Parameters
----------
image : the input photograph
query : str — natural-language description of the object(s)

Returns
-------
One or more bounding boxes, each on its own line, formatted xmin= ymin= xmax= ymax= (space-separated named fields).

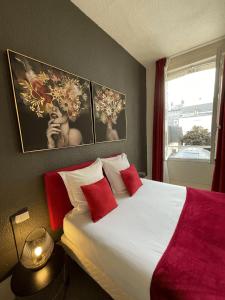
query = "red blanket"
xmin=150 ymin=187 xmax=225 ymax=300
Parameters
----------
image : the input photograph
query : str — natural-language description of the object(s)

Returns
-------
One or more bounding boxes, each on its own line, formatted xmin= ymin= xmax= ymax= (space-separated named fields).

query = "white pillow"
xmin=101 ymin=153 xmax=130 ymax=195
xmin=59 ymin=159 xmax=104 ymax=214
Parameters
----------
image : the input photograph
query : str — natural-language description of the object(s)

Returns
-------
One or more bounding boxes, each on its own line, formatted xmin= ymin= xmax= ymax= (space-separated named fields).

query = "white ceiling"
xmin=71 ymin=0 xmax=225 ymax=67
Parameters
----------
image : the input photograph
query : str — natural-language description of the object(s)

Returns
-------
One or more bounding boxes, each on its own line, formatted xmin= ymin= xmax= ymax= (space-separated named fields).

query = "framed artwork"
xmin=91 ymin=82 xmax=127 ymax=143
xmin=7 ymin=50 xmax=94 ymax=153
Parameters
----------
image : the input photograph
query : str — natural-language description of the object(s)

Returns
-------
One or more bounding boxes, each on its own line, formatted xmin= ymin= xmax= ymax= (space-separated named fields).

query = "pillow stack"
xmin=59 ymin=158 xmax=104 ymax=215
xmin=59 ymin=153 xmax=143 ymax=222
xmin=101 ymin=153 xmax=130 ymax=195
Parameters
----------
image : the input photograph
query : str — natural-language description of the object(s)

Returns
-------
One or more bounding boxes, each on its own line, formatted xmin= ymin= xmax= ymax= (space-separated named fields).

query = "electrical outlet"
xmin=10 ymin=208 xmax=30 ymax=224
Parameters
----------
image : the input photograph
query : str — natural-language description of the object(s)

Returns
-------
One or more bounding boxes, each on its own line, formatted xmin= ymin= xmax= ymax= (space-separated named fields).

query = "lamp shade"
xmin=20 ymin=227 xmax=54 ymax=269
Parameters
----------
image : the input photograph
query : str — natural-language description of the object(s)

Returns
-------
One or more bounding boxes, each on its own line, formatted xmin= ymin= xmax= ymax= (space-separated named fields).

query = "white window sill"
xmin=167 ymin=158 xmax=212 ymax=164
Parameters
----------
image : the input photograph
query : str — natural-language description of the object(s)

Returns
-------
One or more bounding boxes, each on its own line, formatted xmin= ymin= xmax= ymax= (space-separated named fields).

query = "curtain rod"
xmin=168 ymin=36 xmax=225 ymax=60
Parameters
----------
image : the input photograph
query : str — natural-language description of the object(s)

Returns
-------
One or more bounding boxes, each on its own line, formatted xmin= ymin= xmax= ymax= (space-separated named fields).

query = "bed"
xmin=44 ymin=159 xmax=225 ymax=300
xmin=61 ymin=179 xmax=186 ymax=300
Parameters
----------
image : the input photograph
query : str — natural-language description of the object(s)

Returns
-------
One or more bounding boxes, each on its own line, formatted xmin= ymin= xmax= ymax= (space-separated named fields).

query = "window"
xmin=165 ymin=59 xmax=216 ymax=160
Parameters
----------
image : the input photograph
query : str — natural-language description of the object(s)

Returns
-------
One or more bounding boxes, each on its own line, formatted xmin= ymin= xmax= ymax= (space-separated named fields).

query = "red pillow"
xmin=120 ymin=164 xmax=143 ymax=196
xmin=81 ymin=177 xmax=118 ymax=222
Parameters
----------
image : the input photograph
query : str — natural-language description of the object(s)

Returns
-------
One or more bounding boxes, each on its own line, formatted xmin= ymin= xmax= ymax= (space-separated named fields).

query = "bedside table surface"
xmin=11 ymin=244 xmax=65 ymax=297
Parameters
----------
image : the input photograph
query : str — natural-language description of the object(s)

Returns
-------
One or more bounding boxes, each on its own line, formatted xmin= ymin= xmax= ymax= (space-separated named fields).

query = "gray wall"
xmin=0 ymin=0 xmax=146 ymax=279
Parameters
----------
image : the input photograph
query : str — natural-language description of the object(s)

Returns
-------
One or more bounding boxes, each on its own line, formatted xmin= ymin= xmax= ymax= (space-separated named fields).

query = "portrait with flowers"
xmin=7 ymin=50 xmax=94 ymax=152
xmin=92 ymin=82 xmax=127 ymax=143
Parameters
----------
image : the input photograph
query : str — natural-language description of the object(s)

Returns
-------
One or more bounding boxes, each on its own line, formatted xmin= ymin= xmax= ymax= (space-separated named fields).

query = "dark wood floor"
xmin=64 ymin=256 xmax=112 ymax=300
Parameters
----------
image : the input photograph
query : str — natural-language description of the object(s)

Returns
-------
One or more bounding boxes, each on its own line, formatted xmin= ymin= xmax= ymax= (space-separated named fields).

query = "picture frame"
xmin=91 ymin=81 xmax=127 ymax=143
xmin=7 ymin=49 xmax=94 ymax=153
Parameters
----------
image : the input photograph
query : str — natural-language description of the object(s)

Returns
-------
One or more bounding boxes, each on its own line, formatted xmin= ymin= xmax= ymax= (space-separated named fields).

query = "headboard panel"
xmin=44 ymin=160 xmax=94 ymax=231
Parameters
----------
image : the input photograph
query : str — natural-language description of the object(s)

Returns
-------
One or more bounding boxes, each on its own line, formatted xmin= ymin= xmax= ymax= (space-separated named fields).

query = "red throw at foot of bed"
xmin=150 ymin=187 xmax=225 ymax=300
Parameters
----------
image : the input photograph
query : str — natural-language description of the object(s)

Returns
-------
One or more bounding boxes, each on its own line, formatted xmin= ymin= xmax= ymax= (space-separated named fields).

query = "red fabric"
xmin=150 ymin=187 xmax=225 ymax=300
xmin=120 ymin=164 xmax=143 ymax=196
xmin=212 ymin=60 xmax=225 ymax=193
xmin=81 ymin=177 xmax=118 ymax=222
xmin=44 ymin=161 xmax=94 ymax=230
xmin=152 ymin=58 xmax=167 ymax=182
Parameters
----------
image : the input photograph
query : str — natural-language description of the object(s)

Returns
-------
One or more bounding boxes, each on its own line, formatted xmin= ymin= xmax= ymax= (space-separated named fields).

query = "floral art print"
xmin=92 ymin=82 xmax=127 ymax=143
xmin=7 ymin=50 xmax=94 ymax=152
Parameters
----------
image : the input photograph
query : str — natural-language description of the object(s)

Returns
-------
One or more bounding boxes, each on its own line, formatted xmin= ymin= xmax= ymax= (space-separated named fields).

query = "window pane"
xmin=166 ymin=67 xmax=216 ymax=160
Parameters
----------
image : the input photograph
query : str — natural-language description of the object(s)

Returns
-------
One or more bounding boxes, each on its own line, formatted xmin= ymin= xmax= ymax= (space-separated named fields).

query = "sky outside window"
xmin=167 ymin=68 xmax=216 ymax=110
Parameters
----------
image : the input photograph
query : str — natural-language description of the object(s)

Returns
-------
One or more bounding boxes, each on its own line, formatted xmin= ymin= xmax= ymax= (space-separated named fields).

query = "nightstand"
xmin=138 ymin=171 xmax=147 ymax=178
xmin=11 ymin=245 xmax=69 ymax=299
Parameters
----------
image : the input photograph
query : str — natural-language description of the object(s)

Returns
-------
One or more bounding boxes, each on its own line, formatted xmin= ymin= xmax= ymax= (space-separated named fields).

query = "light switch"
xmin=14 ymin=211 xmax=30 ymax=224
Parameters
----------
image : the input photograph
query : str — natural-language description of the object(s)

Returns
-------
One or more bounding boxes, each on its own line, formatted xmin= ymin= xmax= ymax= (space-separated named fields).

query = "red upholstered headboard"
xmin=44 ymin=160 xmax=94 ymax=231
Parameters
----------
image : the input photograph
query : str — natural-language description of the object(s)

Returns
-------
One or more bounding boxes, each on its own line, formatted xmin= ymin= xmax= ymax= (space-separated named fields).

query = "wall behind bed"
xmin=0 ymin=0 xmax=146 ymax=279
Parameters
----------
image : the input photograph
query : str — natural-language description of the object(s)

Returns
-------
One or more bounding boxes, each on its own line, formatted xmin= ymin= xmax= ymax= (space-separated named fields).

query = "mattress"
xmin=62 ymin=179 xmax=186 ymax=300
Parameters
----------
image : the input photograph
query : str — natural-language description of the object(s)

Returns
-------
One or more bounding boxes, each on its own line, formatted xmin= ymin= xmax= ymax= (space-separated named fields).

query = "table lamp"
xmin=20 ymin=227 xmax=54 ymax=270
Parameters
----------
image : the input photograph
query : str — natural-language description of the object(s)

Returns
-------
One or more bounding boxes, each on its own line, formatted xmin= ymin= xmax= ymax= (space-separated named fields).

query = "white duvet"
xmin=63 ymin=179 xmax=186 ymax=300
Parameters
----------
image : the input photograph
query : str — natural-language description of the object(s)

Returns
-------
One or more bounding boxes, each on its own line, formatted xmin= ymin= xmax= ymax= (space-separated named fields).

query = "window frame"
xmin=165 ymin=52 xmax=223 ymax=163
xmin=211 ymin=50 xmax=225 ymax=163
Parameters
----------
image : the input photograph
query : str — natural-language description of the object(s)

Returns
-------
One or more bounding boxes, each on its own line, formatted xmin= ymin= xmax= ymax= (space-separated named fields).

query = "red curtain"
xmin=212 ymin=60 xmax=225 ymax=192
xmin=152 ymin=58 xmax=167 ymax=181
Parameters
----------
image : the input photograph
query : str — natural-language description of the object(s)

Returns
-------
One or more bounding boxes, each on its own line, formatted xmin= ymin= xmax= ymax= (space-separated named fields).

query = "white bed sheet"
xmin=63 ymin=179 xmax=186 ymax=300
